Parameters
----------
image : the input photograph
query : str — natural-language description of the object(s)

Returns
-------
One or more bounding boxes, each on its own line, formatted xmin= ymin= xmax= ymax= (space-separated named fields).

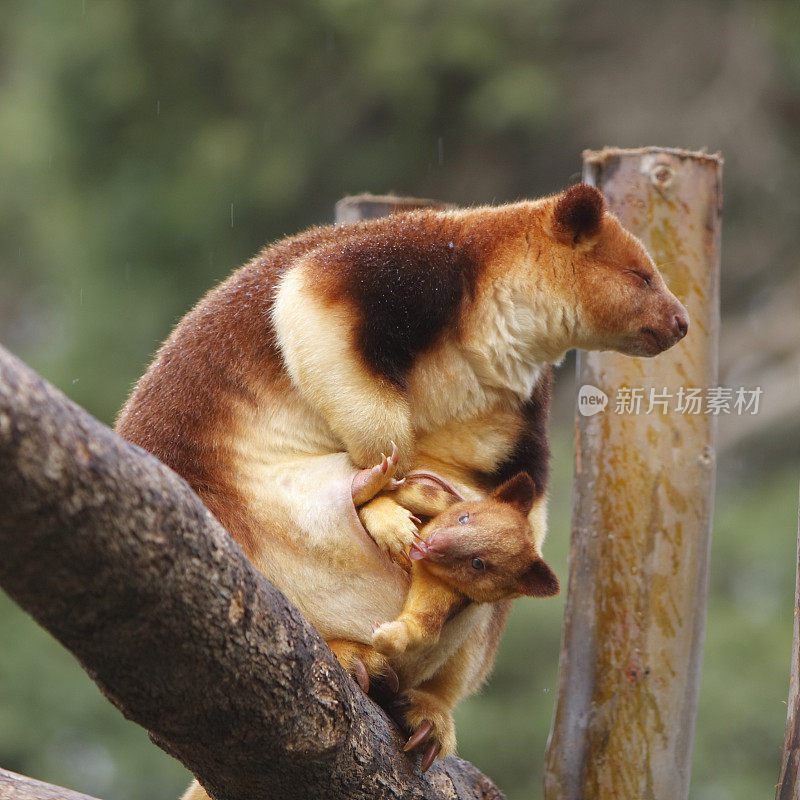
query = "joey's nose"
xmin=673 ymin=309 xmax=689 ymax=341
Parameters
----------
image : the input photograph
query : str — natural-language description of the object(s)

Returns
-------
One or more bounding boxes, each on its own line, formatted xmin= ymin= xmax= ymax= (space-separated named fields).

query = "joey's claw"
xmin=404 ymin=719 xmax=434 ymax=752
xmin=421 ymin=741 xmax=442 ymax=772
xmin=353 ymin=657 xmax=370 ymax=694
xmin=389 ymin=441 xmax=399 ymax=465
xmin=409 ymin=515 xmax=422 ymax=525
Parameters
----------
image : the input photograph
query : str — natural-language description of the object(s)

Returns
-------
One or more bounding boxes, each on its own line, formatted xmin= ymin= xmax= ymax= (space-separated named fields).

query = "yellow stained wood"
xmin=545 ymin=147 xmax=723 ymax=800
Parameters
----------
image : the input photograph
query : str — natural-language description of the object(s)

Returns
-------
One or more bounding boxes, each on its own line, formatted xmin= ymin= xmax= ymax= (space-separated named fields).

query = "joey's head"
xmin=521 ymin=183 xmax=689 ymax=358
xmin=409 ymin=473 xmax=560 ymax=603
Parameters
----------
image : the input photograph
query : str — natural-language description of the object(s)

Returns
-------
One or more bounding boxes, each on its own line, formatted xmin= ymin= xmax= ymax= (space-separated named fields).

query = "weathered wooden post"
xmin=776 ymin=489 xmax=800 ymax=800
xmin=544 ymin=147 xmax=723 ymax=800
xmin=335 ymin=193 xmax=450 ymax=223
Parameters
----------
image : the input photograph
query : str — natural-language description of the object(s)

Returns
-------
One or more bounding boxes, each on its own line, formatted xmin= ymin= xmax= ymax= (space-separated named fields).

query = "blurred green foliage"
xmin=1 ymin=1 xmax=799 ymax=799
xmin=0 ymin=0 xmax=566 ymax=425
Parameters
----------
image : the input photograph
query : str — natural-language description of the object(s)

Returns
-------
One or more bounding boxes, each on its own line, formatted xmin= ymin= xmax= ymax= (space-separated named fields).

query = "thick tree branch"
xmin=0 ymin=344 xmax=504 ymax=800
xmin=0 ymin=768 xmax=102 ymax=800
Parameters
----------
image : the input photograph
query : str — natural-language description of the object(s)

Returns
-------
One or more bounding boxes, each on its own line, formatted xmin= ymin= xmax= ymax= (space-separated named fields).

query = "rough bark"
xmin=544 ymin=147 xmax=723 ymax=800
xmin=0 ymin=344 xmax=504 ymax=800
xmin=776 ymin=487 xmax=800 ymax=800
xmin=0 ymin=768 xmax=102 ymax=800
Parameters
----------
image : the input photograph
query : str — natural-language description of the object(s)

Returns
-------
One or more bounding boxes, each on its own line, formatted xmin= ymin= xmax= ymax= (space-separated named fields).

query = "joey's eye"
xmin=459 ymin=514 xmax=469 ymax=524
xmin=471 ymin=557 xmax=485 ymax=570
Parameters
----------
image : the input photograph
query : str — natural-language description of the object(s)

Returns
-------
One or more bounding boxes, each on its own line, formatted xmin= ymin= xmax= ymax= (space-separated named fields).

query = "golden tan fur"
xmin=368 ymin=473 xmax=559 ymax=658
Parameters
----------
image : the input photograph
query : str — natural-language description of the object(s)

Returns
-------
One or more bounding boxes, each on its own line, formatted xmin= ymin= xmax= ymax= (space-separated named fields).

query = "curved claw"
xmin=353 ymin=657 xmax=370 ymax=694
xmin=384 ymin=665 xmax=400 ymax=695
xmin=409 ymin=515 xmax=422 ymax=525
xmin=403 ymin=719 xmax=434 ymax=752
xmin=389 ymin=441 xmax=399 ymax=465
xmin=409 ymin=544 xmax=427 ymax=561
xmin=421 ymin=740 xmax=442 ymax=772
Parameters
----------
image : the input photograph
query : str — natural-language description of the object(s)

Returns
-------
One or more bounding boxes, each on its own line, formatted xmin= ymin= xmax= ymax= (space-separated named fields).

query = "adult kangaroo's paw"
xmin=327 ymin=638 xmax=400 ymax=696
xmin=398 ymin=688 xmax=456 ymax=772
xmin=351 ymin=442 xmax=404 ymax=506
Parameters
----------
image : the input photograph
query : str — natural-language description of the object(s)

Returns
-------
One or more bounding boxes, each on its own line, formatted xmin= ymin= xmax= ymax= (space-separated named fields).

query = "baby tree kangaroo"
xmin=352 ymin=458 xmax=558 ymax=770
xmin=369 ymin=471 xmax=559 ymax=660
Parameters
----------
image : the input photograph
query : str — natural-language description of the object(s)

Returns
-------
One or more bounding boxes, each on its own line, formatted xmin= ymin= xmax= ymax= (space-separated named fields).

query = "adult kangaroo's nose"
xmin=673 ymin=307 xmax=689 ymax=341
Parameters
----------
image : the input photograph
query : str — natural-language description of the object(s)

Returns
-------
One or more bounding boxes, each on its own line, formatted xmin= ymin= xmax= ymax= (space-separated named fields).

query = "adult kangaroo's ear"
xmin=519 ymin=558 xmax=560 ymax=598
xmin=551 ymin=183 xmax=606 ymax=245
xmin=491 ymin=472 xmax=536 ymax=515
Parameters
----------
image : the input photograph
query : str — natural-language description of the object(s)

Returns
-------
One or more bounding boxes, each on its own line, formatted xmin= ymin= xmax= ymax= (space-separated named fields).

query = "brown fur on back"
xmin=117 ymin=205 xmax=557 ymax=545
xmin=119 ymin=232 xmax=305 ymax=553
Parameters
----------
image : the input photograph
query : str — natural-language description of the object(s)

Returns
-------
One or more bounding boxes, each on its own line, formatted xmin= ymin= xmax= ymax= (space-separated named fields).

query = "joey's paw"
xmin=372 ymin=620 xmax=413 ymax=657
xmin=327 ymin=639 xmax=399 ymax=696
xmin=351 ymin=442 xmax=404 ymax=506
xmin=400 ymin=689 xmax=456 ymax=772
xmin=359 ymin=497 xmax=422 ymax=562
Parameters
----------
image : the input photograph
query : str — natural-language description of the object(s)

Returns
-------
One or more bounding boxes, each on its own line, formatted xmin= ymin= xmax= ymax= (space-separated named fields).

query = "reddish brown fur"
xmin=570 ymin=208 xmax=688 ymax=355
xmin=118 ymin=204 xmax=557 ymax=540
xmin=116 ymin=228 xmax=335 ymax=556
xmin=311 ymin=208 xmax=539 ymax=390
xmin=119 ymin=185 xmax=687 ymax=551
xmin=371 ymin=474 xmax=559 ymax=663
xmin=552 ymin=183 xmax=605 ymax=244
xmin=314 ymin=216 xmax=485 ymax=389
xmin=413 ymin=476 xmax=559 ymax=603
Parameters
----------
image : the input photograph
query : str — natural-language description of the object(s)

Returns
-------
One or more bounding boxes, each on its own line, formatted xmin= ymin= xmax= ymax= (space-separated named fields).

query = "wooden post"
xmin=334 ymin=193 xmax=450 ymax=223
xmin=544 ymin=147 xmax=723 ymax=800
xmin=776 ymin=487 xmax=800 ymax=800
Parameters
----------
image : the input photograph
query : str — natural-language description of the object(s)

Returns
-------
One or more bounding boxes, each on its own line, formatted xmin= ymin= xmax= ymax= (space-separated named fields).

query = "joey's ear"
xmin=551 ymin=183 xmax=605 ymax=245
xmin=519 ymin=559 xmax=560 ymax=598
xmin=491 ymin=472 xmax=536 ymax=515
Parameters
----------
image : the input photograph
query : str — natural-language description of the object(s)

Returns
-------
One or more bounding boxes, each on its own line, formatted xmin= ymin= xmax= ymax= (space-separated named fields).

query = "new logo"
xmin=577 ymin=384 xmax=608 ymax=416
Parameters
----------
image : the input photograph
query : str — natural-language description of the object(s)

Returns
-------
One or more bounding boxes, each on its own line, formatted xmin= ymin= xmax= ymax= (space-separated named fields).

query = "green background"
xmin=1 ymin=1 xmax=798 ymax=798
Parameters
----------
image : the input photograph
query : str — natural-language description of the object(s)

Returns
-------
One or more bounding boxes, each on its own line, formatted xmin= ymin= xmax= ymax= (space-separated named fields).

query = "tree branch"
xmin=0 ymin=344 xmax=504 ymax=800
xmin=0 ymin=768 xmax=102 ymax=800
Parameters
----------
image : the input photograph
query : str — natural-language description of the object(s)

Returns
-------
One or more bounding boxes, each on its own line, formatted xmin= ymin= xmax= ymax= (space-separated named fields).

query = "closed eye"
xmin=625 ymin=269 xmax=652 ymax=287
